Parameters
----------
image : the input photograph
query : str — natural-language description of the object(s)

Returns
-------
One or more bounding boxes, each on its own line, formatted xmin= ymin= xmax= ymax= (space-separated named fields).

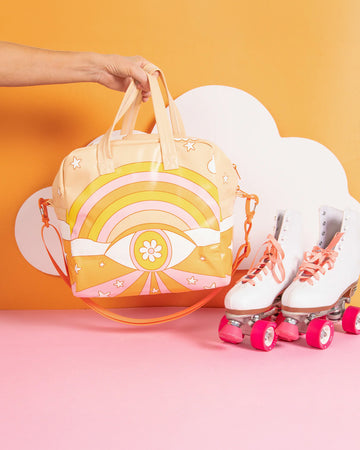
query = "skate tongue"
xmin=325 ymin=232 xmax=344 ymax=251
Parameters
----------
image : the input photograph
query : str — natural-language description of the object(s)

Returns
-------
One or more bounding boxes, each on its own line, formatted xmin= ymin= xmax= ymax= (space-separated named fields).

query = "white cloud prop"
xmin=153 ymin=85 xmax=360 ymax=268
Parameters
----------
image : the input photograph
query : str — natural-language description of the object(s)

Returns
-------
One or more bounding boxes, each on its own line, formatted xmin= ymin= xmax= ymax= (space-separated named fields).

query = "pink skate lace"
xmin=240 ymin=234 xmax=285 ymax=286
xmin=294 ymin=232 xmax=344 ymax=285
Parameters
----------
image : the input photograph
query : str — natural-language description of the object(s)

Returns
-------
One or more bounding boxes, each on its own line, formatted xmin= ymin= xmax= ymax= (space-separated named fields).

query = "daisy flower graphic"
xmin=139 ymin=240 xmax=162 ymax=262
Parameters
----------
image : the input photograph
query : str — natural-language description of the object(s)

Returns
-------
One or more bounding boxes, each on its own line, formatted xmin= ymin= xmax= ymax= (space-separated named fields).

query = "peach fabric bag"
xmin=39 ymin=63 xmax=258 ymax=325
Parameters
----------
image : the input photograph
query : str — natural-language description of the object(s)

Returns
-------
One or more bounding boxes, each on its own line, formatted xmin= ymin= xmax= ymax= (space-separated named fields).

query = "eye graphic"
xmin=105 ymin=229 xmax=196 ymax=271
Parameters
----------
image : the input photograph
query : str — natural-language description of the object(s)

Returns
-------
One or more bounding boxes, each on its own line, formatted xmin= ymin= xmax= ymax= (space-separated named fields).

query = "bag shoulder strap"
xmin=39 ymin=193 xmax=257 ymax=326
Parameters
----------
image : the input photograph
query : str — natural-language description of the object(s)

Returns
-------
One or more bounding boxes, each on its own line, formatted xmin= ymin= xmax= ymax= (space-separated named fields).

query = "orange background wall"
xmin=1 ymin=0 xmax=359 ymax=309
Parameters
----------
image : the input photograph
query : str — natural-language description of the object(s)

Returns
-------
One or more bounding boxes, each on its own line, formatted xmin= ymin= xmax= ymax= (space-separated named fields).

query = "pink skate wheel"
xmin=306 ymin=319 xmax=334 ymax=349
xmin=219 ymin=322 xmax=244 ymax=344
xmin=342 ymin=306 xmax=360 ymax=335
xmin=218 ymin=315 xmax=228 ymax=333
xmin=250 ymin=320 xmax=278 ymax=351
xmin=276 ymin=321 xmax=299 ymax=341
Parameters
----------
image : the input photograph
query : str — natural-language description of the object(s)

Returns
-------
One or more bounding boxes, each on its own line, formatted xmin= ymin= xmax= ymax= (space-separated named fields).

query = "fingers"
xmin=130 ymin=56 xmax=159 ymax=99
xmin=139 ymin=58 xmax=160 ymax=77
xmin=134 ymin=80 xmax=151 ymax=102
xmin=96 ymin=54 xmax=159 ymax=96
xmin=131 ymin=64 xmax=149 ymax=92
xmin=142 ymin=90 xmax=151 ymax=102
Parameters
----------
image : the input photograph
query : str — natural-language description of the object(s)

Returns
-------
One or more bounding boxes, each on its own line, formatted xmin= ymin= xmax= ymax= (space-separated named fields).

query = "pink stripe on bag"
xmin=71 ymin=171 xmax=220 ymax=238
xmin=163 ymin=268 xmax=231 ymax=290
xmin=140 ymin=273 xmax=152 ymax=295
xmin=97 ymin=201 xmax=199 ymax=242
xmin=154 ymin=273 xmax=172 ymax=294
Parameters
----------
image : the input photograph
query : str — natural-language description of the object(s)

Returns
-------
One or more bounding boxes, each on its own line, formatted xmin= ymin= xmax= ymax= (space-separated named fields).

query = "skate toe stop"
xmin=219 ymin=323 xmax=244 ymax=344
xmin=276 ymin=321 xmax=300 ymax=341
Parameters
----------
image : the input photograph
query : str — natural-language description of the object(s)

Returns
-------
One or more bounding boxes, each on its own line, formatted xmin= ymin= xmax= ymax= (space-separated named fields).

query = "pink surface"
xmin=1 ymin=307 xmax=359 ymax=450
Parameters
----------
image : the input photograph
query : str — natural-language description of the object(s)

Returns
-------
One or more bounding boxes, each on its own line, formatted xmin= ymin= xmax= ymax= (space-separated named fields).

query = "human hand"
xmin=0 ymin=43 xmax=158 ymax=99
xmin=95 ymin=54 xmax=159 ymax=102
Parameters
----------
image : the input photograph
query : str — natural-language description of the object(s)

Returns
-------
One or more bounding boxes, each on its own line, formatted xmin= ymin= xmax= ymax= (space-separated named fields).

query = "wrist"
xmin=82 ymin=51 xmax=107 ymax=84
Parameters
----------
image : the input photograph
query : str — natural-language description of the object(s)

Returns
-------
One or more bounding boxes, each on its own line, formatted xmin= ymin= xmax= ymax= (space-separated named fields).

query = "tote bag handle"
xmin=97 ymin=64 xmax=184 ymax=175
xmin=121 ymin=65 xmax=185 ymax=138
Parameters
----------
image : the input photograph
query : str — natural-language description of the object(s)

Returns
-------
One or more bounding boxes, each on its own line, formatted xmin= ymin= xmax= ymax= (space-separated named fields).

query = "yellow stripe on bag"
xmin=87 ymin=191 xmax=212 ymax=241
xmin=67 ymin=162 xmax=219 ymax=232
xmin=78 ymin=180 xmax=219 ymax=238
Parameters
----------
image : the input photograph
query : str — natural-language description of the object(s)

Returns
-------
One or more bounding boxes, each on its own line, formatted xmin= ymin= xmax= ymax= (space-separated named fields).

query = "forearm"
xmin=0 ymin=41 xmax=103 ymax=86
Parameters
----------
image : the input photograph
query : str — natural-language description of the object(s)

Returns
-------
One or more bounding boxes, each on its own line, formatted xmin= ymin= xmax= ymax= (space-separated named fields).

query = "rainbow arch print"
xmin=67 ymin=162 xmax=221 ymax=242
xmin=64 ymin=161 xmax=233 ymax=297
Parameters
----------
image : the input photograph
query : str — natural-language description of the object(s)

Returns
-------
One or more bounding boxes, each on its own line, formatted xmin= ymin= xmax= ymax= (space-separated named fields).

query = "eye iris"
xmin=131 ymin=230 xmax=171 ymax=271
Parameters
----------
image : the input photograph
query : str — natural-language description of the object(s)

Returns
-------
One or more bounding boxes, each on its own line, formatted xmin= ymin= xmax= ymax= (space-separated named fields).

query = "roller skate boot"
xmin=219 ymin=210 xmax=303 ymax=351
xmin=277 ymin=206 xmax=360 ymax=349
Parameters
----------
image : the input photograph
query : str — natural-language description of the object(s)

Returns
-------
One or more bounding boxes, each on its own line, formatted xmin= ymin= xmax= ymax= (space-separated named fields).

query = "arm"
xmin=0 ymin=41 xmax=152 ymax=101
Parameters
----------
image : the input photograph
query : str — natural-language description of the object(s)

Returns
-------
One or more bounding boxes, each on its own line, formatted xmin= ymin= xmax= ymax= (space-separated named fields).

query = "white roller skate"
xmin=219 ymin=210 xmax=303 ymax=351
xmin=276 ymin=206 xmax=360 ymax=349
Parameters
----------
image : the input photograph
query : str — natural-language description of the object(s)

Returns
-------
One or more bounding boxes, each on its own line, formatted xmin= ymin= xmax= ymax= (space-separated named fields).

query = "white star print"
xmin=114 ymin=280 xmax=124 ymax=288
xmin=187 ymin=276 xmax=198 ymax=285
xmin=98 ymin=291 xmax=111 ymax=297
xmin=71 ymin=156 xmax=81 ymax=169
xmin=184 ymin=141 xmax=195 ymax=151
xmin=74 ymin=264 xmax=81 ymax=274
xmin=99 ymin=262 xmax=105 ymax=267
xmin=152 ymin=288 xmax=159 ymax=293
xmin=223 ymin=175 xmax=229 ymax=184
